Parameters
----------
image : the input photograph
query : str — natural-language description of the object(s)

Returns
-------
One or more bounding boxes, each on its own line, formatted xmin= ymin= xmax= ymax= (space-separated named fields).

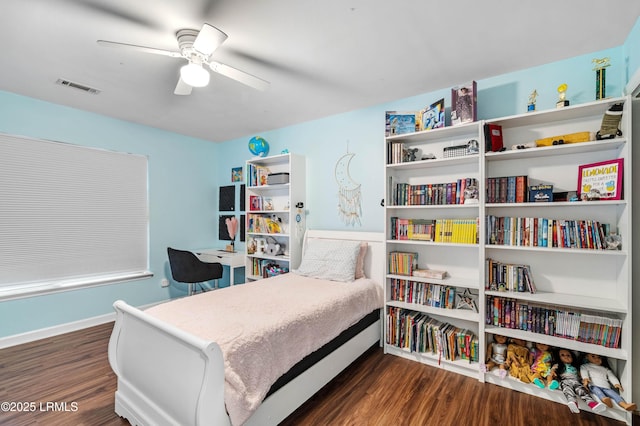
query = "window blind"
xmin=0 ymin=133 xmax=151 ymax=301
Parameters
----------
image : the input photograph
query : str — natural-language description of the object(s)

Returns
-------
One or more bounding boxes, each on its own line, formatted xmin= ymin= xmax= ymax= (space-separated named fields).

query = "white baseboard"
xmin=0 ymin=301 xmax=162 ymax=350
xmin=0 ymin=312 xmax=115 ymax=349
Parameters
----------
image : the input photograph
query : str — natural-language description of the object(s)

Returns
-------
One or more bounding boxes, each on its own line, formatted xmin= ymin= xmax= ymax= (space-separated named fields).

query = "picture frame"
xmin=231 ymin=167 xmax=243 ymax=182
xmin=577 ymin=158 xmax=623 ymax=200
xmin=421 ymin=98 xmax=445 ymax=131
xmin=385 ymin=111 xmax=418 ymax=136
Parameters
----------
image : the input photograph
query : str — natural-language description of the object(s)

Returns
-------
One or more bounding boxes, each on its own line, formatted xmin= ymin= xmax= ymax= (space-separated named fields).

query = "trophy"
xmin=593 ymin=57 xmax=610 ymax=100
xmin=527 ymin=90 xmax=538 ymax=112
xmin=556 ymin=83 xmax=569 ymax=108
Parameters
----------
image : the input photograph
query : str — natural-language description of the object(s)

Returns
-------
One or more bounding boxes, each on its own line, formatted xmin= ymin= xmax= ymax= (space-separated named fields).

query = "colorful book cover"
xmin=421 ymin=98 xmax=445 ymax=130
xmin=386 ymin=111 xmax=418 ymax=135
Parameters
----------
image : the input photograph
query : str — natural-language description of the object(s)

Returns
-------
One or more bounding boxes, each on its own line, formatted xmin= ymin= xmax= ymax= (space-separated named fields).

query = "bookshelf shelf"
xmin=484 ymin=138 xmax=626 ymax=162
xmin=485 ymin=199 xmax=628 ymax=208
xmin=485 ymin=244 xmax=627 ymax=256
xmin=484 ymin=326 xmax=628 ymax=360
xmin=484 ymin=290 xmax=627 ymax=313
xmin=483 ymin=374 xmax=628 ymax=423
xmin=386 ymin=154 xmax=479 ymax=170
xmin=387 ymin=273 xmax=479 ymax=290
xmin=387 ymin=203 xmax=479 ymax=210
xmin=387 ymin=300 xmax=479 ymax=322
xmin=384 ymin=344 xmax=479 ymax=378
xmin=245 ymin=153 xmax=305 ymax=281
xmin=383 ymin=96 xmax=633 ymax=423
xmin=387 ymin=240 xmax=480 ymax=248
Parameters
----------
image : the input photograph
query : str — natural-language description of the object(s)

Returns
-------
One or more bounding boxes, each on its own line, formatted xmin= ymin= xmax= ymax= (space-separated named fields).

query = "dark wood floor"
xmin=0 ymin=322 xmax=633 ymax=426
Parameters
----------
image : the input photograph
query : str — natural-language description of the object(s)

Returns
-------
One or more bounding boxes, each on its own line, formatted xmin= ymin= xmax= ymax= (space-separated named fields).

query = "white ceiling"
xmin=2 ymin=0 xmax=639 ymax=143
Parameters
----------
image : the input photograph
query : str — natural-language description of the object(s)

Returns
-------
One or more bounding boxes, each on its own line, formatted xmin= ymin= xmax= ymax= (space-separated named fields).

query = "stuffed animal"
xmin=529 ymin=342 xmax=559 ymax=389
xmin=581 ymin=353 xmax=637 ymax=411
xmin=482 ymin=334 xmax=508 ymax=378
xmin=505 ymin=338 xmax=532 ymax=383
xmin=553 ymin=348 xmax=606 ymax=414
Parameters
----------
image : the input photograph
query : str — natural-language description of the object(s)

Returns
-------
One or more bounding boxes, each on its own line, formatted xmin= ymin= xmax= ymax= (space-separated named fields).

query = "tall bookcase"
xmin=245 ymin=153 xmax=306 ymax=281
xmin=383 ymin=97 xmax=633 ymax=423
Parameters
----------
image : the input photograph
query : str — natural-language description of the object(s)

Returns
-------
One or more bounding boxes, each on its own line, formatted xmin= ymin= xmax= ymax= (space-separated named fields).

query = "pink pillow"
xmin=355 ymin=242 xmax=368 ymax=279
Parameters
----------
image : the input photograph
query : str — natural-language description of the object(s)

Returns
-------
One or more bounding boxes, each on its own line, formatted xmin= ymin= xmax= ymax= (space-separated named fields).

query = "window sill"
xmin=0 ymin=271 xmax=154 ymax=302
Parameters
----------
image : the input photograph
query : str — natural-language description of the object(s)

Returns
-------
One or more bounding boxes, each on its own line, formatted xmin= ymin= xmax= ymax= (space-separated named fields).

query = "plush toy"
xmin=553 ymin=348 xmax=606 ymax=414
xmin=505 ymin=338 xmax=532 ymax=383
xmin=529 ymin=342 xmax=559 ymax=389
xmin=482 ymin=334 xmax=508 ymax=378
xmin=581 ymin=353 xmax=637 ymax=411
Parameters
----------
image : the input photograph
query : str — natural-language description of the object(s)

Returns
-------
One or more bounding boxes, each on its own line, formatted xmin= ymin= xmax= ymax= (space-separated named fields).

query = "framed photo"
xmin=231 ymin=167 xmax=243 ymax=182
xmin=577 ymin=158 xmax=623 ymax=200
xmin=385 ymin=111 xmax=417 ymax=136
xmin=421 ymin=98 xmax=445 ymax=131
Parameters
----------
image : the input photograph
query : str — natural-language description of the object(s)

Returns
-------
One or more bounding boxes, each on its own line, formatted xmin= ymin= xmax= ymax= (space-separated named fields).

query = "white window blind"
xmin=0 ymin=133 xmax=151 ymax=301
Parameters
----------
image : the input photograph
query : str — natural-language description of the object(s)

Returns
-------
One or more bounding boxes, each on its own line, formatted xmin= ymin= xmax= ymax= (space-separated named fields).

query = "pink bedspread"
xmin=145 ymin=273 xmax=383 ymax=425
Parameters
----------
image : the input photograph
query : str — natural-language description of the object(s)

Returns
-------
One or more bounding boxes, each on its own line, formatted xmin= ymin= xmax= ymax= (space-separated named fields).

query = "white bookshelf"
xmin=383 ymin=97 xmax=633 ymax=424
xmin=245 ymin=153 xmax=305 ymax=281
xmin=384 ymin=120 xmax=483 ymax=384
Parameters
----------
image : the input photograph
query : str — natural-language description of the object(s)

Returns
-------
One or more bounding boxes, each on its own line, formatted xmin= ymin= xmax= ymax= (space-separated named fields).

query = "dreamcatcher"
xmin=334 ymin=148 xmax=362 ymax=226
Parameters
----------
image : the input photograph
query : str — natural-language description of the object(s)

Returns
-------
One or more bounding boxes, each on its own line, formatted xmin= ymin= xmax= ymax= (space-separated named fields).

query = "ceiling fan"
xmin=97 ymin=23 xmax=270 ymax=95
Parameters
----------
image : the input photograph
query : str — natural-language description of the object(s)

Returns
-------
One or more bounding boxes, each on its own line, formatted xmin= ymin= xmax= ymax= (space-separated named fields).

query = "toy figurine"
xmin=556 ymin=83 xmax=569 ymax=108
xmin=481 ymin=334 xmax=508 ymax=378
xmin=553 ymin=348 xmax=606 ymax=414
xmin=529 ymin=342 xmax=559 ymax=389
xmin=527 ymin=90 xmax=538 ymax=112
xmin=506 ymin=338 xmax=533 ymax=383
xmin=581 ymin=353 xmax=637 ymax=411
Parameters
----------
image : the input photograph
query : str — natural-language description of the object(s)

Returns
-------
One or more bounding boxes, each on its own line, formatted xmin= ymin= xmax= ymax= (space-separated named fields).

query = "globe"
xmin=248 ymin=136 xmax=269 ymax=157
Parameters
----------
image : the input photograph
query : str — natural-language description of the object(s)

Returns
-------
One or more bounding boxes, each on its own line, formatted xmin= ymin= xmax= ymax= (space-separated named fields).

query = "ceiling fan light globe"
xmin=180 ymin=63 xmax=210 ymax=87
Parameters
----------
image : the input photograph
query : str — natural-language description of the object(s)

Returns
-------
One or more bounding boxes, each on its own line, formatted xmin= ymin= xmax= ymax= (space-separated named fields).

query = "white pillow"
xmin=355 ymin=242 xmax=368 ymax=279
xmin=293 ymin=239 xmax=361 ymax=282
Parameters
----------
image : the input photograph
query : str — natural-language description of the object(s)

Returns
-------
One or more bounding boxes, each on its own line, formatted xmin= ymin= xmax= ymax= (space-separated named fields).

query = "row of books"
xmin=486 ymin=295 xmax=622 ymax=349
xmin=249 ymin=258 xmax=288 ymax=278
xmin=387 ymin=141 xmax=412 ymax=164
xmin=486 ymin=175 xmax=528 ymax=203
xmin=388 ymin=251 xmax=418 ymax=276
xmin=386 ymin=306 xmax=479 ymax=362
xmin=390 ymin=278 xmax=458 ymax=309
xmin=247 ymin=214 xmax=284 ymax=234
xmin=433 ymin=218 xmax=478 ymax=244
xmin=485 ymin=259 xmax=536 ymax=293
xmin=390 ymin=217 xmax=478 ymax=244
xmin=246 ymin=164 xmax=271 ymax=187
xmin=389 ymin=217 xmax=434 ymax=241
xmin=249 ymin=195 xmax=274 ymax=211
xmin=486 ymin=215 xmax=615 ymax=250
xmin=389 ymin=178 xmax=478 ymax=206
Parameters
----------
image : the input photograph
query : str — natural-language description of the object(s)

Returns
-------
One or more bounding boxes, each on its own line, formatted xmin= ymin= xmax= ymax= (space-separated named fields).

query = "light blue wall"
xmin=218 ymin=46 xmax=627 ymax=245
xmin=0 ymin=21 xmax=636 ymax=338
xmin=0 ymin=92 xmax=221 ymax=337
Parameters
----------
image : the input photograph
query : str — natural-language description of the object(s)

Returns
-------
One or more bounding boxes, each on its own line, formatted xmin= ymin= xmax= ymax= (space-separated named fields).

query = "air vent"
xmin=55 ymin=79 xmax=101 ymax=94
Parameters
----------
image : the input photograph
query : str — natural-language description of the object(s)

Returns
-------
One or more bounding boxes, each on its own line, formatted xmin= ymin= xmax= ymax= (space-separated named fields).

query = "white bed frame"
xmin=108 ymin=230 xmax=385 ymax=426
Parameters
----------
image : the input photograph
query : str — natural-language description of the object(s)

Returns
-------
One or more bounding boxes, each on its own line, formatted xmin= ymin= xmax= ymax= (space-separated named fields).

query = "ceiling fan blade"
xmin=97 ymin=40 xmax=183 ymax=58
xmin=208 ymin=61 xmax=270 ymax=91
xmin=174 ymin=77 xmax=193 ymax=96
xmin=193 ymin=24 xmax=228 ymax=57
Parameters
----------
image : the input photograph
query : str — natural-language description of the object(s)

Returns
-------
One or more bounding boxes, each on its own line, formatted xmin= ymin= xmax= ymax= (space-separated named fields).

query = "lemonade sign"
xmin=577 ymin=158 xmax=623 ymax=200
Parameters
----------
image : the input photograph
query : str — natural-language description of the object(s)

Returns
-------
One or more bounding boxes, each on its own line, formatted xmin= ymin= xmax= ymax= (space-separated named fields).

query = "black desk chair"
xmin=167 ymin=247 xmax=223 ymax=296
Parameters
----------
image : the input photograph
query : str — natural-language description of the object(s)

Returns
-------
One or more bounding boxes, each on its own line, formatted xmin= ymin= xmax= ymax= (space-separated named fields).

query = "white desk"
xmin=196 ymin=249 xmax=245 ymax=285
